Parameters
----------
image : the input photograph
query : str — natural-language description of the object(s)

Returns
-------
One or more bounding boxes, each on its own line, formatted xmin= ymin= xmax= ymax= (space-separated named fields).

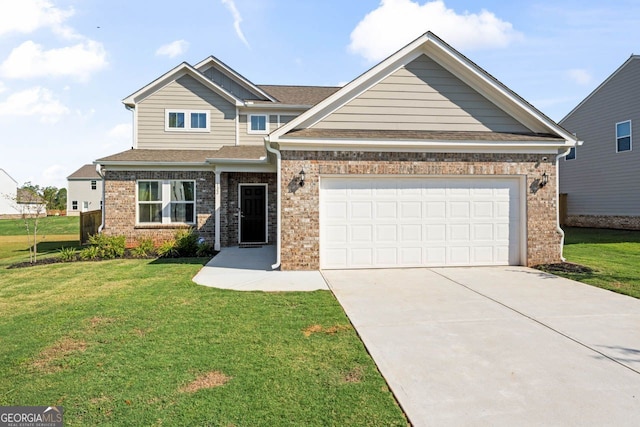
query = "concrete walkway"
xmin=192 ymin=246 xmax=328 ymax=291
xmin=324 ymin=267 xmax=640 ymax=427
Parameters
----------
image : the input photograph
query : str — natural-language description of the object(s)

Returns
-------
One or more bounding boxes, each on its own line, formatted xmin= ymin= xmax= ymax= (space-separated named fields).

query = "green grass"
xmin=0 ymin=216 xmax=79 ymax=236
xmin=0 ymin=240 xmax=406 ymax=425
xmin=553 ymin=227 xmax=640 ymax=298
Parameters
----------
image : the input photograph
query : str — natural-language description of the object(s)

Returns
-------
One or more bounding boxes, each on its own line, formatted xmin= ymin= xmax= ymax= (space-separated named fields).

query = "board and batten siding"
xmin=559 ymin=57 xmax=640 ymax=216
xmin=137 ymin=75 xmax=236 ymax=150
xmin=313 ymin=54 xmax=530 ymax=133
xmin=202 ymin=66 xmax=262 ymax=101
xmin=238 ymin=114 xmax=298 ymax=145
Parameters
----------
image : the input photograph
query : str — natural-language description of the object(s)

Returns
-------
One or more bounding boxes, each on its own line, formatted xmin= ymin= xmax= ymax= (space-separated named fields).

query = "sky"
xmin=1 ymin=0 xmax=640 ymax=189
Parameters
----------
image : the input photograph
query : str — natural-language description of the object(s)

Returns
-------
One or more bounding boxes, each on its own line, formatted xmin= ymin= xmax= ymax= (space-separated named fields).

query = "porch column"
xmin=214 ymin=170 xmax=221 ymax=251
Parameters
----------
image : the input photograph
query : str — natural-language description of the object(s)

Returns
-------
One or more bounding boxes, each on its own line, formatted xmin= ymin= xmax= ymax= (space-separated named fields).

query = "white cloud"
xmin=0 ymin=40 xmax=108 ymax=82
xmin=108 ymin=123 xmax=132 ymax=140
xmin=349 ymin=0 xmax=522 ymax=62
xmin=0 ymin=82 xmax=6 ymax=94
xmin=0 ymin=87 xmax=69 ymax=123
xmin=42 ymin=164 xmax=67 ymax=185
xmin=221 ymin=0 xmax=250 ymax=48
xmin=0 ymin=0 xmax=75 ymax=38
xmin=567 ymin=68 xmax=592 ymax=85
xmin=155 ymin=40 xmax=190 ymax=58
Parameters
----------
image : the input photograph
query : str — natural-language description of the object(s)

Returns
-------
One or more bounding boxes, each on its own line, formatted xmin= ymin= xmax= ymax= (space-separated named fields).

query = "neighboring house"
xmin=0 ymin=168 xmax=47 ymax=219
xmin=559 ymin=55 xmax=640 ymax=230
xmin=96 ymin=32 xmax=577 ymax=270
xmin=67 ymin=164 xmax=103 ymax=216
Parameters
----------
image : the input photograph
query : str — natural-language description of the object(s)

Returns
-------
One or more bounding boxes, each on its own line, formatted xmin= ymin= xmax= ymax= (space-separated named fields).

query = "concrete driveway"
xmin=323 ymin=267 xmax=640 ymax=427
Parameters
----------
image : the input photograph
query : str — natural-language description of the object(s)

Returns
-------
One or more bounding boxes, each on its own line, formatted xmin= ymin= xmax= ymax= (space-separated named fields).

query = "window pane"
xmin=169 ymin=112 xmax=185 ymax=128
xmin=171 ymin=181 xmax=194 ymax=201
xmin=191 ymin=112 xmax=206 ymax=128
xmin=138 ymin=182 xmax=160 ymax=201
xmin=171 ymin=203 xmax=194 ymax=223
xmin=617 ymin=121 xmax=631 ymax=137
xmin=251 ymin=115 xmax=266 ymax=131
xmin=139 ymin=203 xmax=162 ymax=223
xmin=618 ymin=136 xmax=631 ymax=152
xmin=566 ymin=147 xmax=576 ymax=160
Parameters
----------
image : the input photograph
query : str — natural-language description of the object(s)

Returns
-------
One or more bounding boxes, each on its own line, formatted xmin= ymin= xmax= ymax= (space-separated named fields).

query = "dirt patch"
xmin=536 ymin=262 xmax=594 ymax=274
xmin=87 ymin=316 xmax=116 ymax=329
xmin=89 ymin=395 xmax=111 ymax=405
xmin=343 ymin=366 xmax=364 ymax=383
xmin=303 ymin=324 xmax=351 ymax=337
xmin=179 ymin=371 xmax=232 ymax=393
xmin=32 ymin=338 xmax=87 ymax=373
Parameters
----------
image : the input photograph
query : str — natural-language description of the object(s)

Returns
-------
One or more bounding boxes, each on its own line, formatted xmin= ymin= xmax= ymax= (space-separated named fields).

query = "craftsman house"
xmin=96 ymin=32 xmax=577 ymax=270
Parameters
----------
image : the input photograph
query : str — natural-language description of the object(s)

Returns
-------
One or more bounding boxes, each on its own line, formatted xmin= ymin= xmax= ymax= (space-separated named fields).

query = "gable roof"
xmin=67 ymin=164 xmax=101 ymax=180
xmin=270 ymin=32 xmax=577 ymax=148
xmin=560 ymin=55 xmax=640 ymax=124
xmin=122 ymin=62 xmax=244 ymax=107
xmin=195 ymin=55 xmax=275 ymax=102
xmin=256 ymin=85 xmax=341 ymax=106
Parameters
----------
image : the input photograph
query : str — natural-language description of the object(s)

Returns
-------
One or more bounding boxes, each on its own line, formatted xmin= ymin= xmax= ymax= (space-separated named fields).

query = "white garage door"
xmin=320 ymin=176 xmax=522 ymax=269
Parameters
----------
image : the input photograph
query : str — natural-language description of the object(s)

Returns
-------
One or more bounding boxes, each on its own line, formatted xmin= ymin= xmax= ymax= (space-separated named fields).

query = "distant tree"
xmin=56 ymin=188 xmax=67 ymax=210
xmin=6 ymin=185 xmax=48 ymax=263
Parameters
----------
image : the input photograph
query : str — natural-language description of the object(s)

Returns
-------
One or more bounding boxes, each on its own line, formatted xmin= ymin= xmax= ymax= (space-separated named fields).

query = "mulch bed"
xmin=535 ymin=262 xmax=594 ymax=274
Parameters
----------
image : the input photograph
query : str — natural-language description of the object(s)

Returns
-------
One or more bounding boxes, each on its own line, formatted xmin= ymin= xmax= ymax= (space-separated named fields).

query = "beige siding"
xmin=203 ymin=67 xmax=260 ymax=100
xmin=313 ymin=54 xmax=530 ymax=133
xmin=137 ymin=75 xmax=236 ymax=150
xmin=559 ymin=58 xmax=640 ymax=216
xmin=238 ymin=113 xmax=298 ymax=145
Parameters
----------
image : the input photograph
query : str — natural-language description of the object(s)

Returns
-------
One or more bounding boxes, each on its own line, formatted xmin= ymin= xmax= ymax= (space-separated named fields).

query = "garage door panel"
xmin=321 ymin=177 xmax=521 ymax=269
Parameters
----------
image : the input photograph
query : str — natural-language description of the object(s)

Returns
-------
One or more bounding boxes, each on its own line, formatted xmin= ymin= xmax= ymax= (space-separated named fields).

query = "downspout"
xmin=555 ymin=144 xmax=580 ymax=261
xmin=96 ymin=163 xmax=105 ymax=233
xmin=264 ymin=135 xmax=281 ymax=270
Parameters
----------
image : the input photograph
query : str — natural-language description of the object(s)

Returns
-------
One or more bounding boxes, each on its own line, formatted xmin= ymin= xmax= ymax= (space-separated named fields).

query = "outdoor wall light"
xmin=540 ymin=172 xmax=549 ymax=187
xmin=299 ymin=169 xmax=306 ymax=187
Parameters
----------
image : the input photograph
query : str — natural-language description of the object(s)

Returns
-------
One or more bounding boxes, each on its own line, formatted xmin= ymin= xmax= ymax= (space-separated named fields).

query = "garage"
xmin=320 ymin=176 xmax=523 ymax=269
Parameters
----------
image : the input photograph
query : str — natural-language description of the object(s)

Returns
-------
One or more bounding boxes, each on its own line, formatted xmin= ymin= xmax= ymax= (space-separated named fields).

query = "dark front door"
xmin=240 ymin=185 xmax=266 ymax=243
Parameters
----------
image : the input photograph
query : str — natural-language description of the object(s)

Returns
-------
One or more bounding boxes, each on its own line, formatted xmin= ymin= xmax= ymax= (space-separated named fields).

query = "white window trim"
xmin=247 ymin=114 xmax=269 ymax=135
xmin=616 ymin=119 xmax=632 ymax=153
xmin=164 ymin=109 xmax=210 ymax=132
xmin=565 ymin=146 xmax=576 ymax=161
xmin=91 ymin=180 xmax=97 ymax=190
xmin=136 ymin=179 xmax=196 ymax=225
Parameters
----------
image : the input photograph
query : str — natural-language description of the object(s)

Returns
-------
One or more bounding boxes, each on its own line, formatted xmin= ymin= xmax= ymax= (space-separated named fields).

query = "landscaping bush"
xmin=88 ymin=234 xmax=126 ymax=259
xmin=58 ymin=247 xmax=77 ymax=262
xmin=131 ymin=238 xmax=156 ymax=258
xmin=157 ymin=240 xmax=179 ymax=258
xmin=175 ymin=229 xmax=199 ymax=257
xmin=80 ymin=245 xmax=100 ymax=261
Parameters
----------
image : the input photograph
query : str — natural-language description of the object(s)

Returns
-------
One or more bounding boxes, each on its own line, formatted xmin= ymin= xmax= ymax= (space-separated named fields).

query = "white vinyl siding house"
xmin=67 ymin=164 xmax=103 ymax=216
xmin=560 ymin=55 xmax=640 ymax=226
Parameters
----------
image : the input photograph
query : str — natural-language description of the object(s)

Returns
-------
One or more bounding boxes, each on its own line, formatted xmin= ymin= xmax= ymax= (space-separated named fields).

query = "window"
xmin=137 ymin=180 xmax=196 ymax=224
xmin=72 ymin=201 xmax=78 ymax=210
xmin=165 ymin=109 xmax=209 ymax=132
xmin=91 ymin=180 xmax=97 ymax=190
xmin=616 ymin=120 xmax=632 ymax=152
xmin=565 ymin=147 xmax=576 ymax=160
xmin=248 ymin=114 xmax=268 ymax=134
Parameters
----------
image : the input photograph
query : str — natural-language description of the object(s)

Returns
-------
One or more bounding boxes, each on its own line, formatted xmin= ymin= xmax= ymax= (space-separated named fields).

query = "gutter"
xmin=95 ymin=163 xmax=106 ymax=233
xmin=264 ymin=135 xmax=281 ymax=270
xmin=555 ymin=140 xmax=583 ymax=261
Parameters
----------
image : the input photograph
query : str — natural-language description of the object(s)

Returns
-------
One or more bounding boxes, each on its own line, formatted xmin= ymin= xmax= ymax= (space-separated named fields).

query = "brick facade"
xmin=103 ymin=170 xmax=278 ymax=248
xmin=565 ymin=215 xmax=640 ymax=230
xmin=280 ymin=151 xmax=561 ymax=270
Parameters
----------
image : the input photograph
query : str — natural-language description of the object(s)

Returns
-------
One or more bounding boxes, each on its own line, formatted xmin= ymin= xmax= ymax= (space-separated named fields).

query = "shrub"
xmin=58 ymin=247 xmax=77 ymax=262
xmin=80 ymin=245 xmax=100 ymax=261
xmin=157 ymin=240 xmax=178 ymax=258
xmin=131 ymin=238 xmax=156 ymax=258
xmin=175 ymin=229 xmax=199 ymax=257
xmin=88 ymin=234 xmax=126 ymax=259
xmin=196 ymin=242 xmax=214 ymax=258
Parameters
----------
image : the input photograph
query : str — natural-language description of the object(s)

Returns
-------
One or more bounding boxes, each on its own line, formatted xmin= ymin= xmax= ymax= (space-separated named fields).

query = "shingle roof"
xmin=96 ymin=146 xmax=267 ymax=163
xmin=283 ymin=129 xmax=565 ymax=142
xmin=257 ymin=85 xmax=340 ymax=106
xmin=67 ymin=164 xmax=102 ymax=180
xmin=17 ymin=188 xmax=45 ymax=204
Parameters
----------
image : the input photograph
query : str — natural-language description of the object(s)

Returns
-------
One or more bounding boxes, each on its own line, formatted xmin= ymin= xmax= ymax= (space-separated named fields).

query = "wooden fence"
xmin=80 ymin=209 xmax=102 ymax=244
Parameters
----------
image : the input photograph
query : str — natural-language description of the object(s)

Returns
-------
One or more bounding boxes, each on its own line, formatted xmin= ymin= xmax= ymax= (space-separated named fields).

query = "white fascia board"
xmin=276 ymin=138 xmax=572 ymax=153
xmin=122 ymin=63 xmax=244 ymax=107
xmin=95 ymin=162 xmax=212 ymax=171
xmin=194 ymin=56 xmax=276 ymax=102
xmin=212 ymin=164 xmax=276 ymax=173
xmin=242 ymin=103 xmax=311 ymax=110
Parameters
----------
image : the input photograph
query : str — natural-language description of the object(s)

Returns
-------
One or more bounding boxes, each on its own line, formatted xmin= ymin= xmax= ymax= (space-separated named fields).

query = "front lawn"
xmin=0 ymin=257 xmax=406 ymax=426
xmin=548 ymin=227 xmax=640 ymax=299
xmin=0 ymin=215 xmax=79 ymax=236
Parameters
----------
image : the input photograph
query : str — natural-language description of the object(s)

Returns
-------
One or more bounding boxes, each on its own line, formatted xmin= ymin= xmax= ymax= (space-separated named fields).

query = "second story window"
xmin=565 ymin=147 xmax=576 ymax=160
xmin=616 ymin=120 xmax=632 ymax=152
xmin=165 ymin=109 xmax=209 ymax=132
xmin=91 ymin=180 xmax=97 ymax=190
xmin=248 ymin=114 xmax=268 ymax=134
